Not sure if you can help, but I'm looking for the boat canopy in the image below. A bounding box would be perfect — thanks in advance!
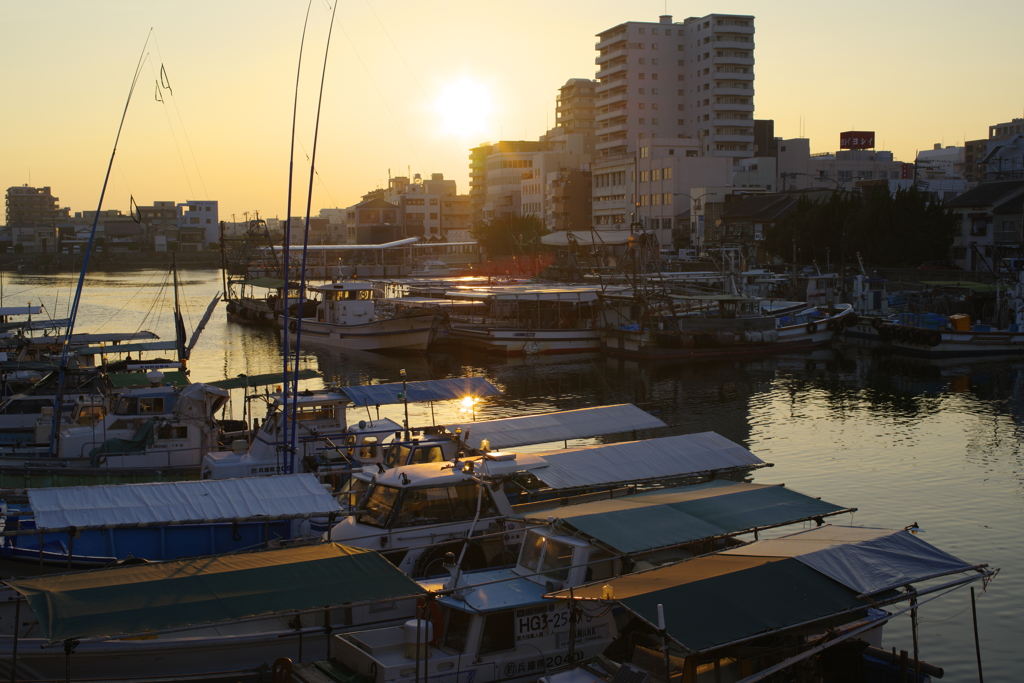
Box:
[339,376,500,407]
[107,371,189,388]
[720,525,976,595]
[4,543,426,643]
[554,526,983,655]
[26,474,343,531]
[531,432,764,490]
[450,287,608,303]
[0,305,43,316]
[447,404,666,450]
[270,237,420,251]
[231,277,295,289]
[516,481,850,554]
[540,230,635,246]
[207,368,320,390]
[76,340,179,356]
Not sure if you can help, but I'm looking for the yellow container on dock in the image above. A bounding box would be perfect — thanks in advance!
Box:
[950,314,971,331]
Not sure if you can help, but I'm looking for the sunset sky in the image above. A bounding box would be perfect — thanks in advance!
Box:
[2,0,1022,220]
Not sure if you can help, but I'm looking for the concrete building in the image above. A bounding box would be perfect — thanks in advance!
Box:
[964,139,989,183]
[989,118,1024,140]
[777,138,906,191]
[593,14,755,164]
[469,141,550,224]
[945,179,1024,269]
[176,200,219,249]
[5,185,68,227]
[979,134,1024,181]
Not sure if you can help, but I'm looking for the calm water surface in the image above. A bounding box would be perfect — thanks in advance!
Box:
[6,267,1020,681]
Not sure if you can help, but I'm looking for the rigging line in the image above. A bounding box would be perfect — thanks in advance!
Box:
[281,0,317,467]
[292,0,341,458]
[295,138,339,207]
[49,30,153,456]
[363,0,466,161]
[148,57,196,200]
[91,267,165,334]
[152,34,210,200]
[338,23,425,171]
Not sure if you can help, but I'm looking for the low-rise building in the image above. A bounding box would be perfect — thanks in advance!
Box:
[945,179,1024,269]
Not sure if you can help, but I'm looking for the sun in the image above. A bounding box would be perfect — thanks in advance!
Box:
[433,78,493,139]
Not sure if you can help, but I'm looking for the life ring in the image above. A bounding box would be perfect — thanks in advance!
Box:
[927,331,942,347]
[289,321,298,334]
[415,597,444,646]
[807,321,818,334]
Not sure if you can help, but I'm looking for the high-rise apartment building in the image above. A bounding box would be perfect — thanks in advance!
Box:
[5,185,68,226]
[593,14,755,164]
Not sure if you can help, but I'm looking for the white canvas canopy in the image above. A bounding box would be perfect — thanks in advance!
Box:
[27,474,343,530]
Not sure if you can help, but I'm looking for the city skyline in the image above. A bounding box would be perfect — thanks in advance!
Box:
[2,0,1022,219]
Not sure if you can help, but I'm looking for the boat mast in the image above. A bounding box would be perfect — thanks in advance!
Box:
[47,33,151,456]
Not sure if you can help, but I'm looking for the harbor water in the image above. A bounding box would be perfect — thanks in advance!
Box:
[4,267,1019,681]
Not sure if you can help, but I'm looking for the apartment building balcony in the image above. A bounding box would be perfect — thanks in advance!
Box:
[597,123,629,136]
[596,138,630,154]
[708,149,754,158]
[597,91,628,107]
[596,107,627,122]
[596,47,629,65]
[596,32,627,50]
[712,39,755,50]
[711,56,755,67]
[712,86,754,97]
[712,102,755,112]
[713,21,754,33]
[710,134,755,143]
[713,70,754,81]
[596,61,628,80]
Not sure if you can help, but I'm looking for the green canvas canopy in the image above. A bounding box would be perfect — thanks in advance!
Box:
[4,543,425,643]
[234,277,293,289]
[519,481,850,554]
[107,371,190,388]
[207,368,320,390]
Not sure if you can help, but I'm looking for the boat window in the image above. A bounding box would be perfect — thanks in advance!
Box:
[384,444,412,468]
[519,531,546,573]
[295,405,334,421]
[138,398,165,414]
[410,445,445,465]
[479,611,515,655]
[393,486,455,527]
[449,483,498,521]
[538,537,575,581]
[441,606,473,654]
[112,397,138,415]
[359,437,378,460]
[0,399,53,414]
[360,484,400,528]
[157,424,188,440]
[585,549,617,582]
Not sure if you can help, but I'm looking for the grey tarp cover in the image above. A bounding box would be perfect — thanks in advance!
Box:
[207,368,319,390]
[725,526,975,595]
[520,481,846,554]
[4,543,425,643]
[447,403,666,450]
[340,376,500,406]
[28,474,342,530]
[532,432,763,489]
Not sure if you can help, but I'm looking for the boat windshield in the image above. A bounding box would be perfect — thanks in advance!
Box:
[441,605,474,654]
[519,531,574,581]
[360,484,400,528]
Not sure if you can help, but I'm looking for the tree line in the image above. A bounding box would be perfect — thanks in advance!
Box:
[764,186,959,268]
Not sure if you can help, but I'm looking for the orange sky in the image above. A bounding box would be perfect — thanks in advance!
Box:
[2,0,1022,220]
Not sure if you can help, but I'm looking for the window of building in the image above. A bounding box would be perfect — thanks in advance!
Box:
[678,74,685,81]
[639,147,649,158]
[639,58,645,65]
[639,133,645,139]
[639,171,648,182]
[638,88,645,95]
[639,27,645,34]
[651,43,658,50]
[652,118,659,124]
[663,193,673,204]
[651,73,658,80]
[639,118,645,124]
[652,89,658,96]
[686,149,698,157]
[652,194,661,205]
[664,167,673,179]
[429,213,438,219]
[652,28,658,35]
[639,73,645,79]
[651,169,661,181]
[652,103,659,110]
[678,44,684,51]
[652,58,659,65]
[429,198,437,205]
[640,195,649,206]
[639,103,645,109]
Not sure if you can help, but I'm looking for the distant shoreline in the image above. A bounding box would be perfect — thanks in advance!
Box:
[0,251,222,272]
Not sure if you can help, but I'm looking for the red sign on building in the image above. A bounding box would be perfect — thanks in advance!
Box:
[901,163,915,180]
[839,131,875,149]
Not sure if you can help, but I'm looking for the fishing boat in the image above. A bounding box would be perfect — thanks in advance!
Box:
[325,432,765,578]
[600,292,856,360]
[442,285,632,356]
[283,281,442,353]
[0,543,427,681]
[0,474,343,568]
[225,276,313,325]
[544,525,994,683]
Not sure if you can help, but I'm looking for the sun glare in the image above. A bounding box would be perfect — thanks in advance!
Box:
[434,79,492,138]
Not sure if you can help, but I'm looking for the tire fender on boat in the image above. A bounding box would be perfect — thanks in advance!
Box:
[807,321,818,334]
[827,319,838,332]
[927,330,942,347]
[289,321,298,334]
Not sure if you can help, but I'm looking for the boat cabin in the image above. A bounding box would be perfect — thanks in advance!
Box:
[312,282,378,326]
[328,526,622,683]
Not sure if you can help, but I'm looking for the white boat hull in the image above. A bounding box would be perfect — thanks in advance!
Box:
[450,326,601,356]
[283,314,437,352]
